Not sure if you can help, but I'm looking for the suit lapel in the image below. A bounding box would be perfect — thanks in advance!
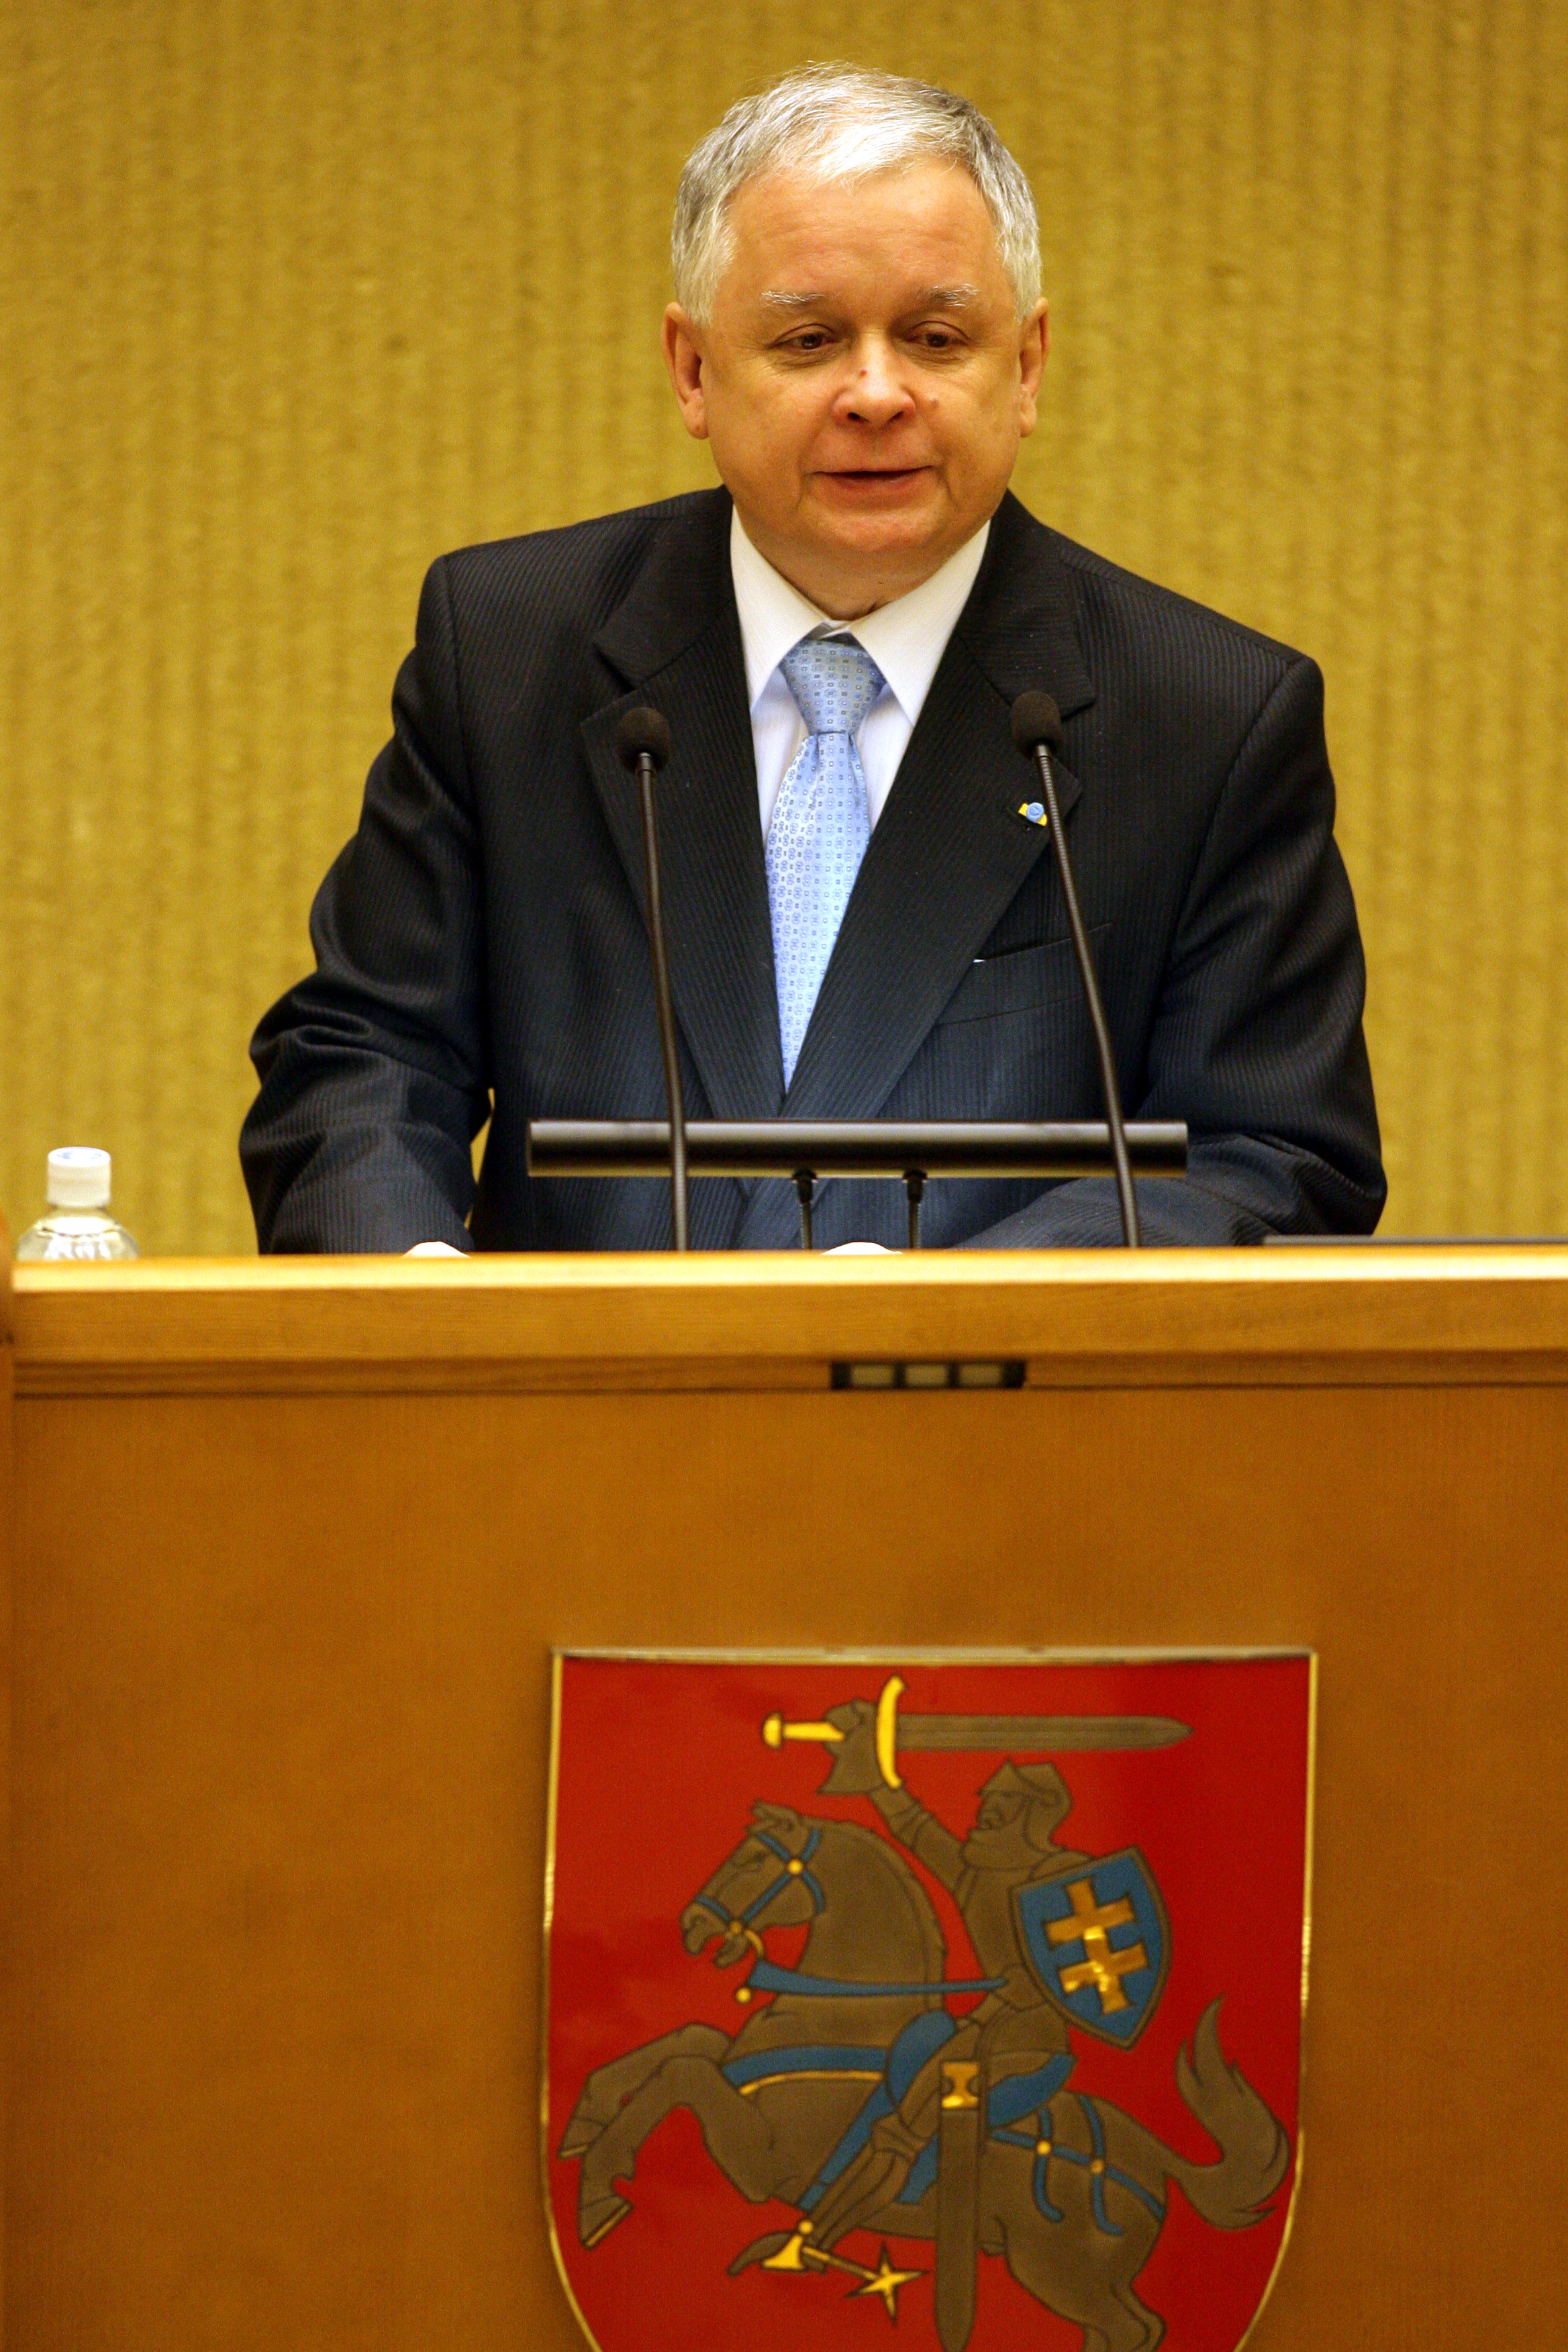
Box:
[782,494,1095,1122]
[581,492,785,1123]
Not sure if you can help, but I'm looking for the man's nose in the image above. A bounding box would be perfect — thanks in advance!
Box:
[838,340,916,428]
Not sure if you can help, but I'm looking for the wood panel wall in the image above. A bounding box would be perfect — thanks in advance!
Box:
[3,0,1565,1250]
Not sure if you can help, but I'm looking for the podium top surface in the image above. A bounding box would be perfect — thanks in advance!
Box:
[5,1244,1567,1395]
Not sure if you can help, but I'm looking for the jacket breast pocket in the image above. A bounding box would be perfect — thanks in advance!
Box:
[936,926,1111,1026]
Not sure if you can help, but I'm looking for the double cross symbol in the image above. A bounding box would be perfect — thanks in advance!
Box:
[1046,1877,1150,2016]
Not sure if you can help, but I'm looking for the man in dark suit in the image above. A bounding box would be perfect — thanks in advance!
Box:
[242,66,1383,1253]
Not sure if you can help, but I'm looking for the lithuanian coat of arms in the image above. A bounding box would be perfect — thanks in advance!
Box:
[546,1653,1312,2352]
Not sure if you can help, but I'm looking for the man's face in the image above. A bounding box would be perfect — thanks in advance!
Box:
[663,161,1048,617]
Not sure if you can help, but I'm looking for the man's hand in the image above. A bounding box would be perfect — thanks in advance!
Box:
[819,1698,891,1795]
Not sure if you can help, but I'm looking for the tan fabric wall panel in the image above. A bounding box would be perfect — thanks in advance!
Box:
[2,0,1565,1251]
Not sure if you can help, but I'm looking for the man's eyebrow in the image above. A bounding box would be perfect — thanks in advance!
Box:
[757,284,984,311]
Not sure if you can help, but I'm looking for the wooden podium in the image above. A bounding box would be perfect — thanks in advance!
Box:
[2,1231,1566,2347]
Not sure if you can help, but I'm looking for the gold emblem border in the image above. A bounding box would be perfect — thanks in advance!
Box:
[539,1646,1317,2352]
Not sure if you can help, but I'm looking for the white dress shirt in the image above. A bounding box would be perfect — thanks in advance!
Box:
[729,508,990,838]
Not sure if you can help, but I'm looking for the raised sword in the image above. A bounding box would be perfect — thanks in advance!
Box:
[762,1675,1188,1790]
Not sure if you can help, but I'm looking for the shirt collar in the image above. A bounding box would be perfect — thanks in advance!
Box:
[730,506,991,724]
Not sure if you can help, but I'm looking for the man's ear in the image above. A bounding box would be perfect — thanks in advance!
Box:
[663,305,709,440]
[1017,297,1050,438]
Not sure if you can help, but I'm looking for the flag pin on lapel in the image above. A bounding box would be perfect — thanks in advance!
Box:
[1018,799,1049,828]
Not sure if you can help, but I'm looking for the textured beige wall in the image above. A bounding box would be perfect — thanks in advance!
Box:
[2,0,1565,1252]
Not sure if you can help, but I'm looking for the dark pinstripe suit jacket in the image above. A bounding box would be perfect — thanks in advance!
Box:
[241,487,1384,1251]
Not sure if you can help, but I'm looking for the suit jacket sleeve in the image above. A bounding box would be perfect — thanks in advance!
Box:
[963,653,1385,1246]
[240,558,490,1253]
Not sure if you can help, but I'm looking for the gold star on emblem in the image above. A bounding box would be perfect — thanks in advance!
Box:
[765,2227,926,2318]
[846,2243,925,2318]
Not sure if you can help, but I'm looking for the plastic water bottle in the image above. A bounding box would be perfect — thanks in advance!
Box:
[15,1148,139,1261]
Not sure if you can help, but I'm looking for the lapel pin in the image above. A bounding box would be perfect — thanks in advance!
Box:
[1018,799,1048,828]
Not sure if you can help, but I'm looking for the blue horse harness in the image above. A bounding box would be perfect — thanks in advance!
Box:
[696,1831,1163,2236]
[687,1827,829,1939]
[690,1824,1004,1997]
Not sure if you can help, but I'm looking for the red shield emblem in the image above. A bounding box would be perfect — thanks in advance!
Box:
[546,1652,1311,2352]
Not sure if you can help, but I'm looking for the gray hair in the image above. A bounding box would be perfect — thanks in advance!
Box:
[672,64,1042,324]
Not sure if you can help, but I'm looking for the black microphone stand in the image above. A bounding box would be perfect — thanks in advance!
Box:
[1011,693,1141,1247]
[528,1122,1186,1245]
[616,707,689,1251]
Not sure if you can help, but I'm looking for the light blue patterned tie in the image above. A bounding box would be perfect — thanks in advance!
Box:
[767,635,885,1086]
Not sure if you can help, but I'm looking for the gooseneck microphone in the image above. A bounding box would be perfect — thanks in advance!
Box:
[615,705,688,1251]
[1010,692,1141,1247]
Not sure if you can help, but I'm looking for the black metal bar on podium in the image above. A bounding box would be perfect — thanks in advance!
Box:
[526,1120,1187,1249]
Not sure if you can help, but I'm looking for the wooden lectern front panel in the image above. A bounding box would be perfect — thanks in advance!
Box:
[5,1254,1567,2350]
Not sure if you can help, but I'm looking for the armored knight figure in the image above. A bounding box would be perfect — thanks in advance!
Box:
[797,1697,1091,2253]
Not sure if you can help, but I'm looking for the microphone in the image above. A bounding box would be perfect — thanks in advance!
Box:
[1010,692,1141,1247]
[615,705,688,1251]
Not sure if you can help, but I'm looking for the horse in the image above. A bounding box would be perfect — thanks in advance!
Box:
[560,1800,949,2243]
[558,1804,1289,2352]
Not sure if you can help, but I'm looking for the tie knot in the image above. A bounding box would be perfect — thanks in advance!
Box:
[780,635,885,738]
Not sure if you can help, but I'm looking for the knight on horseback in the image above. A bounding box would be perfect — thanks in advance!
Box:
[560,1743,1293,2352]
[777,1698,1091,2258]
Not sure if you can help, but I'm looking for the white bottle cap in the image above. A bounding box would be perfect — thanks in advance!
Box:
[46,1146,113,1209]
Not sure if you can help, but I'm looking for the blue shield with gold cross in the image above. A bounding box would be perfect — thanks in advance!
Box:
[1014,1849,1171,2047]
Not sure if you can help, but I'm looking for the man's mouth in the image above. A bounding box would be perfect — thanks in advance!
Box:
[823,466,926,485]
